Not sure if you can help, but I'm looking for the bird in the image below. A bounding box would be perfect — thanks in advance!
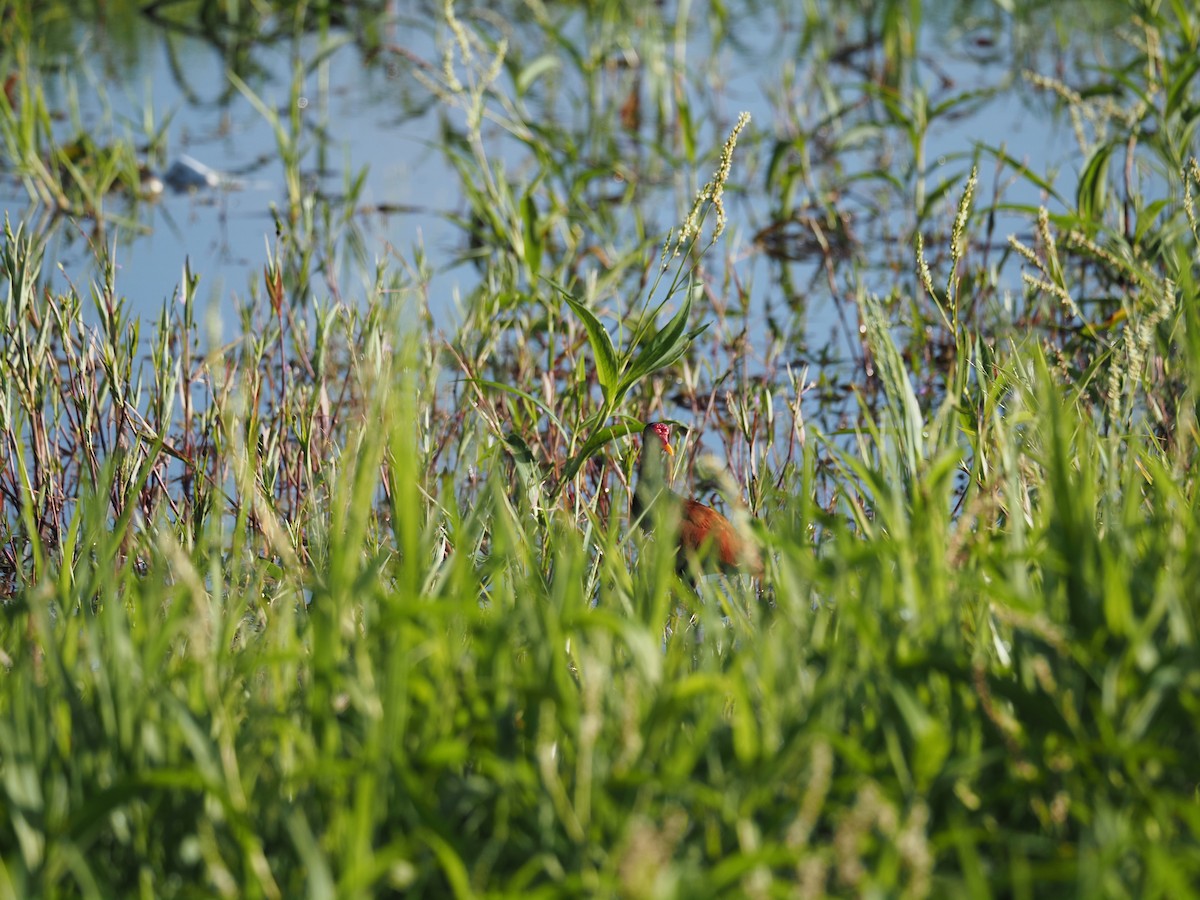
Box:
[633,421,761,575]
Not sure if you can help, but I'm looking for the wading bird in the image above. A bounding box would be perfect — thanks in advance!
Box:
[634,421,761,576]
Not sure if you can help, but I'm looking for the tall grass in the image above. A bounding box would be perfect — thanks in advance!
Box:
[3,0,1200,897]
[3,162,1200,895]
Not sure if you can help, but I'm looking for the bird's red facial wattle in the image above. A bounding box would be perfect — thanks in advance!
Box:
[646,422,675,456]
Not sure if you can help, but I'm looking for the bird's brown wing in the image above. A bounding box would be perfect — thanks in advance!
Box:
[678,499,759,573]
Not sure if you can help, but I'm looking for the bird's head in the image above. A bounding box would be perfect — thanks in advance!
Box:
[642,421,675,457]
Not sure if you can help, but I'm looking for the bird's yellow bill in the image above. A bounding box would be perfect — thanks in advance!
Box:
[662,441,675,456]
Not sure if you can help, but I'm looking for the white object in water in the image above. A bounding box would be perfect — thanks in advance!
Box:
[163,154,222,192]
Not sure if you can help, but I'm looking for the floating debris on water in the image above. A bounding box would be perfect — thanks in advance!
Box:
[163,155,225,193]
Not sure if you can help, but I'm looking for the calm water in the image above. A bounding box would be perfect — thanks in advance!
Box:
[2,2,1094,357]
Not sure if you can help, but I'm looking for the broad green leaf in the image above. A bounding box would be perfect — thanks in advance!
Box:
[564,294,619,404]
[1077,140,1116,230]
[1165,52,1200,119]
[620,292,708,395]
[521,191,542,276]
[679,98,696,164]
[558,419,642,486]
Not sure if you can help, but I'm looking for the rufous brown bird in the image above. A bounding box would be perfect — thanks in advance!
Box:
[634,421,761,575]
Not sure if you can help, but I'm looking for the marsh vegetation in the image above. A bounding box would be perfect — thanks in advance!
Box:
[2,0,1199,895]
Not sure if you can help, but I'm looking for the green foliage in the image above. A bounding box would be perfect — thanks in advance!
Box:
[5,187,1200,895]
[556,286,708,490]
[3,0,1200,897]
